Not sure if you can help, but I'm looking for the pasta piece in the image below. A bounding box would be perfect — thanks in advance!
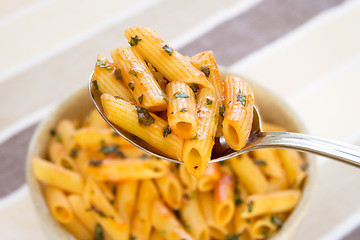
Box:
[85,159,167,181]
[181,197,210,240]
[198,191,228,239]
[48,137,76,170]
[155,171,183,210]
[248,215,278,239]
[43,186,73,224]
[251,149,284,178]
[262,121,287,132]
[178,164,198,191]
[233,205,250,236]
[230,154,268,194]
[93,54,133,102]
[197,162,221,192]
[241,190,301,218]
[223,75,254,150]
[124,27,213,90]
[83,178,129,239]
[84,109,109,128]
[278,149,307,188]
[166,81,199,139]
[131,180,159,240]
[62,217,92,240]
[151,230,165,240]
[268,174,289,192]
[151,199,194,240]
[32,157,83,194]
[101,94,183,160]
[67,194,97,234]
[183,88,218,177]
[97,181,115,203]
[111,47,167,111]
[145,59,169,92]
[56,119,76,150]
[214,172,235,226]
[114,180,139,224]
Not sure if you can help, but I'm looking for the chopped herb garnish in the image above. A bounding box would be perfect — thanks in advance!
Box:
[62,160,72,170]
[163,125,172,138]
[114,68,122,80]
[128,82,135,91]
[130,236,136,240]
[159,230,166,236]
[93,80,99,90]
[138,94,144,104]
[262,231,269,238]
[171,111,175,114]
[70,148,79,158]
[234,187,242,206]
[191,192,197,199]
[236,90,246,106]
[96,59,113,71]
[162,45,173,56]
[206,98,213,105]
[140,153,150,159]
[180,108,187,112]
[87,204,107,218]
[301,162,308,171]
[94,223,104,240]
[254,159,267,166]
[114,96,122,99]
[194,166,198,169]
[247,201,254,212]
[129,35,142,46]
[173,92,189,98]
[89,159,103,167]
[190,83,199,93]
[50,129,56,136]
[201,65,210,77]
[225,233,242,240]
[219,105,225,117]
[55,133,62,142]
[135,106,155,126]
[98,145,125,158]
[271,215,283,227]
[182,222,190,230]
[129,69,138,77]
[100,139,106,145]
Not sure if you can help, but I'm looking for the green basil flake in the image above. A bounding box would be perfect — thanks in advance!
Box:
[162,45,173,56]
[247,201,254,212]
[140,153,150,159]
[262,231,269,238]
[98,145,125,158]
[163,125,172,138]
[206,98,212,105]
[55,133,62,143]
[225,233,242,240]
[96,59,113,71]
[254,159,267,166]
[190,83,199,93]
[234,193,242,206]
[136,106,155,126]
[129,35,142,46]
[128,82,135,91]
[159,230,166,236]
[301,162,308,171]
[62,160,72,170]
[88,159,103,167]
[114,96,122,99]
[182,222,190,230]
[173,92,189,98]
[87,205,107,218]
[271,215,283,227]
[130,236,136,240]
[93,80,99,90]
[191,192,197,199]
[94,223,104,240]
[236,90,246,106]
[70,148,79,158]
[114,68,122,80]
[219,105,225,117]
[129,69,138,77]
[194,165,198,169]
[138,94,144,104]
[180,108,187,112]
[201,65,210,77]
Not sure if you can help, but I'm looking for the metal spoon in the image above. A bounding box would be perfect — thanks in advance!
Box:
[89,77,360,166]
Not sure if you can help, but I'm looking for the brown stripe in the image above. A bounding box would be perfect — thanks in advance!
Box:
[179,0,345,65]
[0,124,37,197]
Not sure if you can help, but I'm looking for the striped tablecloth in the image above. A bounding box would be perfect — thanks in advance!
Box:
[1,0,360,239]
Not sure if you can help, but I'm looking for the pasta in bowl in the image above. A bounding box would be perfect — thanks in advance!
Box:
[26,69,316,240]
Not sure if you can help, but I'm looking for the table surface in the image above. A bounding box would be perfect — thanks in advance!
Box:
[1,0,360,239]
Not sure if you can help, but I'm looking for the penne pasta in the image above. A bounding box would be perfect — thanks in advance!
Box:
[101,93,183,160]
[61,217,92,240]
[278,149,307,189]
[251,149,284,179]
[43,185,73,224]
[178,164,198,191]
[32,157,84,194]
[84,109,109,129]
[111,47,167,111]
[214,171,235,226]
[248,215,278,239]
[166,81,199,139]
[114,180,139,224]
[222,75,254,150]
[155,170,183,210]
[182,88,218,177]
[151,230,166,240]
[93,54,133,102]
[197,162,221,192]
[124,26,213,90]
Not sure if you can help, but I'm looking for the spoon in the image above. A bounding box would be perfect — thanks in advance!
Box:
[89,76,360,167]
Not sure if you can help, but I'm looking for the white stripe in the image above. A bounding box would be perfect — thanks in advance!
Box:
[0,0,53,28]
[0,185,28,211]
[0,0,162,84]
[171,0,264,48]
[0,103,55,145]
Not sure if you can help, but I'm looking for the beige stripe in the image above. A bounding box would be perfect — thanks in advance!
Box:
[0,0,39,18]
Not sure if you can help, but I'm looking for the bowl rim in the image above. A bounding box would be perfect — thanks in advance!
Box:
[25,69,317,239]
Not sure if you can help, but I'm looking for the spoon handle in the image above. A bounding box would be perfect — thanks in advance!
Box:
[245,132,360,167]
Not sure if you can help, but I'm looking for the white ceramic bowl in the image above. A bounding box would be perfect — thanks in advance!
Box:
[26,70,316,240]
